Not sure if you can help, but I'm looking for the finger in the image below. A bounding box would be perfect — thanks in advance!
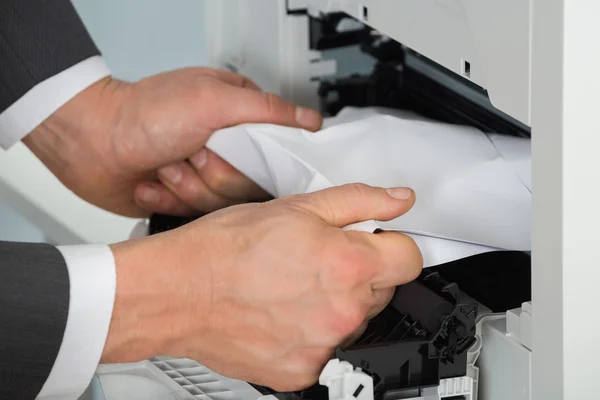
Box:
[212,69,262,91]
[367,287,395,319]
[134,182,198,216]
[157,161,244,213]
[356,230,423,289]
[206,84,323,132]
[189,148,271,201]
[339,320,369,349]
[289,183,416,228]
[187,67,263,91]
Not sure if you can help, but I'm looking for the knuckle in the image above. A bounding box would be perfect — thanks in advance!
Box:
[204,168,232,194]
[192,66,214,76]
[263,347,332,391]
[379,287,395,305]
[344,183,380,205]
[269,381,294,392]
[321,245,372,289]
[407,262,423,283]
[240,75,256,89]
[369,289,395,319]
[347,182,371,198]
[269,375,316,392]
[182,179,205,198]
[196,81,222,103]
[281,193,304,204]
[267,366,320,392]
[402,235,424,282]
[297,374,321,390]
[263,92,285,116]
[340,183,377,222]
[280,194,315,215]
[334,305,366,336]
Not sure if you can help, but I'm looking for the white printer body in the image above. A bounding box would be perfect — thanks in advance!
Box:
[205,0,531,125]
[199,1,599,400]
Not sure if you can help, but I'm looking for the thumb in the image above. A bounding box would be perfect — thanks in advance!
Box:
[289,183,416,228]
[210,84,323,132]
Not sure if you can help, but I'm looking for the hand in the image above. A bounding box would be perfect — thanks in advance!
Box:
[103,183,422,391]
[24,68,323,218]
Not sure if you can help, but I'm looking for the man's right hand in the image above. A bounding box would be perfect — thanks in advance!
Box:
[103,183,422,392]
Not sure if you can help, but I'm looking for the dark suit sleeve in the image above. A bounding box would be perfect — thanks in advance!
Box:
[0,242,70,400]
[0,0,101,114]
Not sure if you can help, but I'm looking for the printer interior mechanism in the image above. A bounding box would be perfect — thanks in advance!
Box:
[140,2,534,400]
[310,11,530,139]
[251,271,479,400]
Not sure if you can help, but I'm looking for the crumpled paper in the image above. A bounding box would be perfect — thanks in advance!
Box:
[206,107,531,267]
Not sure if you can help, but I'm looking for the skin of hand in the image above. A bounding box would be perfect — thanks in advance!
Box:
[102,183,422,391]
[23,67,323,218]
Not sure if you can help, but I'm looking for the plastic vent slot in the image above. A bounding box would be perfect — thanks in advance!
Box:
[151,357,250,400]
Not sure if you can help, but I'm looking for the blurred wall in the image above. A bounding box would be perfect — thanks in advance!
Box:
[72,0,207,81]
[0,0,207,242]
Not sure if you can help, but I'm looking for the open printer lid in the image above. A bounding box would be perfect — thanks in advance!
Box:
[305,0,532,127]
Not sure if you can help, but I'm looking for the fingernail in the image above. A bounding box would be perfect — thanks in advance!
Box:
[190,149,208,169]
[386,187,413,200]
[138,186,160,203]
[159,164,182,184]
[296,106,322,130]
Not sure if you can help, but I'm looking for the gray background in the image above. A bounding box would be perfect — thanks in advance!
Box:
[0,0,208,242]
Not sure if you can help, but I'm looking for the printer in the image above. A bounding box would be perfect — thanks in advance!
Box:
[87,1,600,400]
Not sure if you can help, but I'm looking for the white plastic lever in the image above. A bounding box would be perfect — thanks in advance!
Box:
[319,359,374,400]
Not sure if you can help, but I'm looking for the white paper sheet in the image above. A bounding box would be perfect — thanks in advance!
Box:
[206,107,531,268]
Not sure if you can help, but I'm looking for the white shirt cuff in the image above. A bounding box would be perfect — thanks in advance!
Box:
[37,245,117,400]
[0,56,111,150]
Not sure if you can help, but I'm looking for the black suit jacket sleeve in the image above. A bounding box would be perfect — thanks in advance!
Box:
[0,0,101,114]
[0,242,70,400]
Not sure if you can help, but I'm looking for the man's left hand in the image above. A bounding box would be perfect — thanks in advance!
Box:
[24,67,323,217]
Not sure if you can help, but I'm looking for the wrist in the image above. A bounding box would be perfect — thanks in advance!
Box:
[23,77,122,181]
[102,230,214,363]
[102,237,170,363]
[22,76,148,216]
